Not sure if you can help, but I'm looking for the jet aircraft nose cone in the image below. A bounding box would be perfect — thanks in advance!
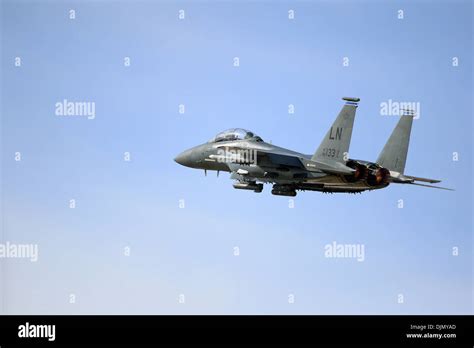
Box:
[174,149,192,167]
[174,152,185,165]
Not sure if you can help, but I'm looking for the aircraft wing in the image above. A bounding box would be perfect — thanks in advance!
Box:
[211,145,355,175]
[209,147,304,168]
[259,152,305,168]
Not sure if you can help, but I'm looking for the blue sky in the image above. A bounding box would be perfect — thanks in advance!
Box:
[1,0,472,314]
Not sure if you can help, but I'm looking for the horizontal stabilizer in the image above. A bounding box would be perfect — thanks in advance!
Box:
[403,175,441,184]
[408,182,454,191]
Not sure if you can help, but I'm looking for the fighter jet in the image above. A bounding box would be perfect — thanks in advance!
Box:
[174,97,452,196]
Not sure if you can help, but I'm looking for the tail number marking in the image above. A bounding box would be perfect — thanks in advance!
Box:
[329,127,343,140]
[322,148,340,158]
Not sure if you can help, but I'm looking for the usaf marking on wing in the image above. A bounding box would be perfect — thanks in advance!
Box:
[175,97,452,196]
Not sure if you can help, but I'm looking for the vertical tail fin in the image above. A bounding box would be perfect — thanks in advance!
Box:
[376,114,414,174]
[312,97,359,164]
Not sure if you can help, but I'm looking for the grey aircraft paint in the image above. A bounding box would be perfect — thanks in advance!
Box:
[174,98,452,196]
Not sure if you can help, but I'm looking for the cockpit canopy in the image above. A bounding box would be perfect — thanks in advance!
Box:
[208,128,263,143]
